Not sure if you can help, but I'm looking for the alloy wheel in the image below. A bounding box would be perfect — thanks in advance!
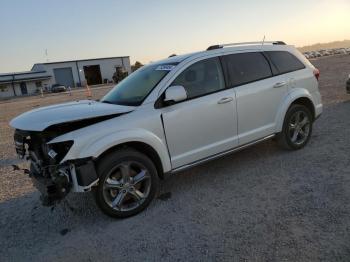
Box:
[102,161,151,212]
[288,111,311,145]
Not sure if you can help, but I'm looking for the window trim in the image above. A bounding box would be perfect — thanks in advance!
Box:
[261,52,278,75]
[154,50,307,109]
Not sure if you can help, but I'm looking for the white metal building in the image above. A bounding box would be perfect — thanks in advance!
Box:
[0,56,131,98]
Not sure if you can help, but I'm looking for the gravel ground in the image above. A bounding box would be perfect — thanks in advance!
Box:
[312,55,350,105]
[0,55,350,261]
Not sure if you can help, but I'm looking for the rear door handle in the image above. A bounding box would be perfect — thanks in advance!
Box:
[217,97,233,104]
[273,81,286,88]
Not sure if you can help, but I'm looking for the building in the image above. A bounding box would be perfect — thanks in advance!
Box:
[0,56,131,98]
[0,71,51,97]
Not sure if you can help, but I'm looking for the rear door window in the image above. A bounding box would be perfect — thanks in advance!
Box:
[221,52,272,87]
[265,51,305,74]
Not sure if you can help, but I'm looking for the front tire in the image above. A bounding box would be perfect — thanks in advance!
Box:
[277,104,313,150]
[95,148,159,218]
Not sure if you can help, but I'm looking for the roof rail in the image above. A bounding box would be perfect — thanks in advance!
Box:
[207,41,286,51]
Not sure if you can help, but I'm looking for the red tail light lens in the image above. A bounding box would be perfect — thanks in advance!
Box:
[313,68,320,81]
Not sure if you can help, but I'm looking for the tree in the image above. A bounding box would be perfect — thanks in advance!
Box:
[131,61,144,72]
[112,66,128,83]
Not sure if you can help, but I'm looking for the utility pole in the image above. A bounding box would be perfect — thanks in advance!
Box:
[45,49,49,62]
[11,74,16,96]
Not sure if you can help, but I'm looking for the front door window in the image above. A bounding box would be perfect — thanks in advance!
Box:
[171,57,225,99]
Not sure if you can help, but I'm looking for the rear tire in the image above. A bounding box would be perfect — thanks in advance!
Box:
[277,104,313,150]
[95,148,159,218]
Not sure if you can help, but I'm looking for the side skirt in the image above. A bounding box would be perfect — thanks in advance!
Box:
[169,134,275,174]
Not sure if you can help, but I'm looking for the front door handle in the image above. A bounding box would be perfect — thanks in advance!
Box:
[217,97,233,104]
[273,81,286,88]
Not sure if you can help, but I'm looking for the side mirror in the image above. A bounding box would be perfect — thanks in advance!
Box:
[164,85,187,103]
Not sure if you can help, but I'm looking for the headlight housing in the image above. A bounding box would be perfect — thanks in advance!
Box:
[46,140,74,163]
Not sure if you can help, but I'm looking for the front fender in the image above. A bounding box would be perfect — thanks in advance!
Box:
[56,128,172,173]
[275,88,318,132]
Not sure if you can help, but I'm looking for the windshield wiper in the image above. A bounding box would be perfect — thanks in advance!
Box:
[102,99,140,107]
[101,100,115,104]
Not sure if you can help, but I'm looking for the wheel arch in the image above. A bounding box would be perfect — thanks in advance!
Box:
[60,128,172,175]
[95,141,166,179]
[290,97,315,121]
[276,89,316,132]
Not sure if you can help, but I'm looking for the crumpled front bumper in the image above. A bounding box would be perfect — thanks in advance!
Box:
[30,159,99,206]
[30,166,70,206]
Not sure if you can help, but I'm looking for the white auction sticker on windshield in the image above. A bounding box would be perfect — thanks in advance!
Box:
[156,65,176,71]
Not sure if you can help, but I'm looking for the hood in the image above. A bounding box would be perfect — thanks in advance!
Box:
[10,100,135,131]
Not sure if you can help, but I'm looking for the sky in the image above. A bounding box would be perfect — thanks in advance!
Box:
[0,0,349,73]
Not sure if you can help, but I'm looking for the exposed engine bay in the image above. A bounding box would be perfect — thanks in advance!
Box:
[12,114,122,206]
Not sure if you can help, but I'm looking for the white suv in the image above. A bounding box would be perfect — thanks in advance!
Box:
[10,41,323,218]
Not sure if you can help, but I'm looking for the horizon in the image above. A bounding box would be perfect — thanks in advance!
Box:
[1,0,349,73]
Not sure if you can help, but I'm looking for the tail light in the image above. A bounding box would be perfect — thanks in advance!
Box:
[313,68,320,81]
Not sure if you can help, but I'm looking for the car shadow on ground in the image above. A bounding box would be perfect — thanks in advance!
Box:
[0,139,289,237]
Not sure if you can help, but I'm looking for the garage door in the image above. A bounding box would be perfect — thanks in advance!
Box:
[53,67,75,88]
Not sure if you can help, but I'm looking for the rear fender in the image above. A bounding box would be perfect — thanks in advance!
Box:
[275,88,316,132]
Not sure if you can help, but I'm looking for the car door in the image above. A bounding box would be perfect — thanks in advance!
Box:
[221,52,288,145]
[264,50,307,93]
[160,57,238,168]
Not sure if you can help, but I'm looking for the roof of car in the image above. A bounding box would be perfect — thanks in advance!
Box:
[155,52,201,64]
[153,42,294,65]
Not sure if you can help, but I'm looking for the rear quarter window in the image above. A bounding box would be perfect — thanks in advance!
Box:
[265,51,305,75]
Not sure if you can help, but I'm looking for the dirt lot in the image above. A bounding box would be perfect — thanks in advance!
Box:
[0,55,350,261]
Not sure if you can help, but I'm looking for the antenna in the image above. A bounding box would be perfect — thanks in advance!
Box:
[261,35,266,48]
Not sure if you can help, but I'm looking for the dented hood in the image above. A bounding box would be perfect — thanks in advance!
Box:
[10,100,135,131]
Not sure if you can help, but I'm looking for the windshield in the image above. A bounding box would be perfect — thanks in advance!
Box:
[101,63,177,106]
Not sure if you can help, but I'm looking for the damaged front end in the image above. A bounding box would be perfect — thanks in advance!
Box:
[10,100,135,207]
[14,129,98,206]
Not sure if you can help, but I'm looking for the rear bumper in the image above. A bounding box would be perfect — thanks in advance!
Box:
[311,90,323,120]
[315,103,323,120]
